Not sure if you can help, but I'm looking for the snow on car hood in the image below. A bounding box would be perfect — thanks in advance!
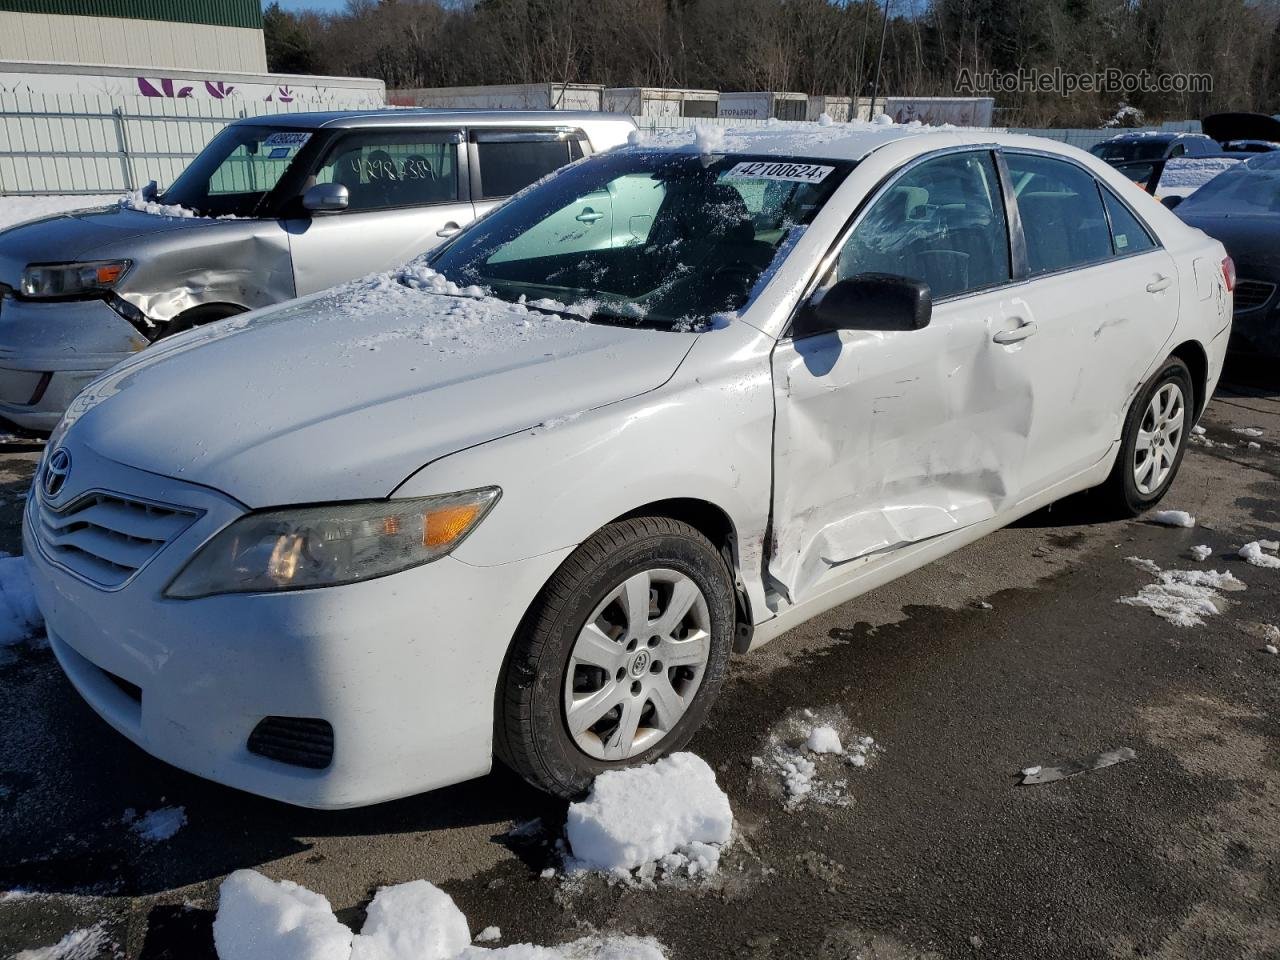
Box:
[68,263,698,508]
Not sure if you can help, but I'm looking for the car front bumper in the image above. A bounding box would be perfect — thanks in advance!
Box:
[0,297,148,430]
[23,443,566,809]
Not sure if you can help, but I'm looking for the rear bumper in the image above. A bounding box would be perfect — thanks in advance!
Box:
[0,297,146,429]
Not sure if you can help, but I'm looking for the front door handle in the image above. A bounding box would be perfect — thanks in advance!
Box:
[436,221,461,238]
[1146,275,1173,293]
[993,319,1039,344]
[576,207,605,224]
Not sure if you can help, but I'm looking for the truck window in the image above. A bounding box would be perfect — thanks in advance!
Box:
[473,130,585,200]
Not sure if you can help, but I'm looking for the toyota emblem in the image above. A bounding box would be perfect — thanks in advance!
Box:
[42,447,71,499]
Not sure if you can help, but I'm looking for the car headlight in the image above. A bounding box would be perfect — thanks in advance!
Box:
[20,260,131,298]
[165,488,500,598]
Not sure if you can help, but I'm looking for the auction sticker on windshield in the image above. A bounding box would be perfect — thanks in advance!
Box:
[262,131,312,158]
[724,161,834,184]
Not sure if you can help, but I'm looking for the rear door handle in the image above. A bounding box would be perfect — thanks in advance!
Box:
[1146,275,1173,293]
[576,207,605,224]
[993,320,1039,344]
[436,221,461,238]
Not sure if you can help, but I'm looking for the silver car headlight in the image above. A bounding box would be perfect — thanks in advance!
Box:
[165,488,500,599]
[20,260,131,298]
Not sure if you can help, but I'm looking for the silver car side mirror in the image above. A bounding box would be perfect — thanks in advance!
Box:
[302,183,349,213]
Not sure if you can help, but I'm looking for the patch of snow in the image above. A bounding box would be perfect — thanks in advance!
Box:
[872,112,894,126]
[817,112,834,127]
[1119,560,1245,627]
[1191,425,1206,436]
[1158,157,1241,196]
[119,188,204,219]
[0,194,119,233]
[0,556,44,649]
[1231,427,1264,437]
[756,709,880,807]
[1265,644,1278,656]
[1150,509,1195,528]
[214,869,353,960]
[1248,441,1262,450]
[692,124,726,155]
[13,925,110,960]
[1021,765,1042,777]
[130,805,186,842]
[1239,540,1280,569]
[805,725,843,754]
[213,871,669,960]
[1189,545,1213,562]
[349,881,470,960]
[564,753,732,877]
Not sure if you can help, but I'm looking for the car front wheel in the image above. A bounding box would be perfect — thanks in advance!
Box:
[496,516,735,798]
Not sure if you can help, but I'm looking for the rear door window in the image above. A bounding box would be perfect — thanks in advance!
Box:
[1100,189,1157,255]
[312,129,461,211]
[473,130,585,200]
[1004,153,1113,274]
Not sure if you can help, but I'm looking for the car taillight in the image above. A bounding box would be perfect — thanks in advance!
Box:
[1221,256,1236,293]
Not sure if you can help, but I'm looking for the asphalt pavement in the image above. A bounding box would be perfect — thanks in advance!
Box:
[2,368,1277,960]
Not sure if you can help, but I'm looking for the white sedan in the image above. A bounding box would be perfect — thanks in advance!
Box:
[24,125,1233,807]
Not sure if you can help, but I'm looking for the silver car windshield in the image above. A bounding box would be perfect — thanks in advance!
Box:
[160,124,316,218]
[429,151,852,329]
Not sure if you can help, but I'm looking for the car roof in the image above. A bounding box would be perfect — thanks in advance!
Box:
[233,108,636,131]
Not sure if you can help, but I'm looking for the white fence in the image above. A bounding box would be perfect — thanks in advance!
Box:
[0,92,382,195]
[0,95,1192,196]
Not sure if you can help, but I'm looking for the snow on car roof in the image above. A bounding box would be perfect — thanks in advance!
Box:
[623,116,957,162]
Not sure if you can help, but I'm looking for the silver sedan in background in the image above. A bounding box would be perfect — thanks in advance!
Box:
[0,109,635,430]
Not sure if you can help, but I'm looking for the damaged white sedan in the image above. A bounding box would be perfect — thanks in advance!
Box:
[25,125,1232,807]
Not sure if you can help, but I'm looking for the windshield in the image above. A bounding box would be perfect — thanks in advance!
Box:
[1177,154,1280,215]
[1091,139,1171,163]
[428,151,852,329]
[160,124,315,218]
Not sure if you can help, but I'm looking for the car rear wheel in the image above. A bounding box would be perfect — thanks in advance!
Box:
[1098,357,1194,516]
[496,516,735,798]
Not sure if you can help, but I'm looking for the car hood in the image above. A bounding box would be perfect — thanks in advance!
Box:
[0,205,226,285]
[1201,112,1280,147]
[67,273,698,508]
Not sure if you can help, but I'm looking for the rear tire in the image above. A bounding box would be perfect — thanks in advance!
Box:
[496,517,735,798]
[1097,357,1194,517]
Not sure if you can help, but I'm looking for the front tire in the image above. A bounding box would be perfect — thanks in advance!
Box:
[1098,357,1194,516]
[496,517,735,798]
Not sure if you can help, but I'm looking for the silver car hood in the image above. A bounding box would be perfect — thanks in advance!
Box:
[0,205,235,285]
[68,282,697,508]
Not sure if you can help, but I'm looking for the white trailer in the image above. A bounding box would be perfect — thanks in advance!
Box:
[717,91,808,122]
[0,59,384,108]
[603,87,717,119]
[390,83,605,112]
[882,97,995,127]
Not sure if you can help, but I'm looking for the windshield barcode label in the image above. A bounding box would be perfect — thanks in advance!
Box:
[723,161,834,184]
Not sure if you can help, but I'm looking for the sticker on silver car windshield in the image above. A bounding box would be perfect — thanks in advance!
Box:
[723,161,834,184]
[262,131,312,158]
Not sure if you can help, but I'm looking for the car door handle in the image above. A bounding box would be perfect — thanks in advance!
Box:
[436,221,461,238]
[1146,275,1173,293]
[993,320,1039,344]
[576,207,605,224]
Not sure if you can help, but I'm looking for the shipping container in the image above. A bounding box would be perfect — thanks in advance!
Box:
[603,87,717,119]
[717,91,808,122]
[806,95,853,122]
[882,97,995,127]
[0,59,384,106]
[390,83,604,113]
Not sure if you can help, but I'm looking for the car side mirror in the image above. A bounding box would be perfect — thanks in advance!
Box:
[1161,194,1184,210]
[302,182,349,213]
[794,273,932,338]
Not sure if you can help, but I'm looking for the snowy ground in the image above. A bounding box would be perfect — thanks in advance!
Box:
[1,375,1278,959]
[0,194,119,232]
